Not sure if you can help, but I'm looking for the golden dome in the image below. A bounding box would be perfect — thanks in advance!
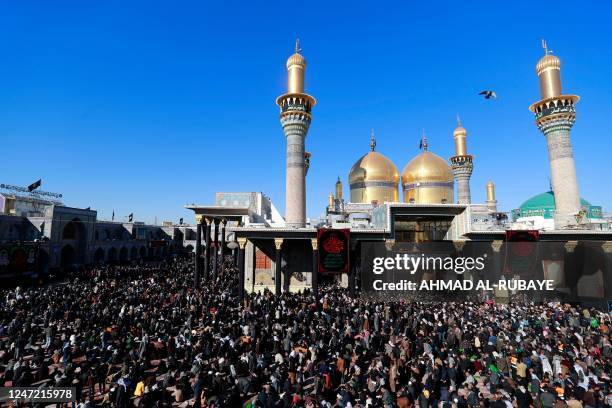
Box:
[286,39,306,69]
[348,131,400,204]
[402,151,453,185]
[401,135,454,204]
[349,151,400,185]
[536,54,560,75]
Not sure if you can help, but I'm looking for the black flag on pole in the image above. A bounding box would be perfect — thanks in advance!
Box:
[128,213,133,222]
[27,179,42,192]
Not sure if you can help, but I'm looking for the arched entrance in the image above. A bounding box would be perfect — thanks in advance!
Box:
[62,218,87,265]
[60,245,76,267]
[139,246,146,259]
[119,247,128,262]
[94,248,105,263]
[62,219,86,240]
[108,247,118,262]
[130,247,138,260]
[38,249,50,273]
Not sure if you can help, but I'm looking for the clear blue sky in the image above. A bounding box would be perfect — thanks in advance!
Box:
[1,1,611,224]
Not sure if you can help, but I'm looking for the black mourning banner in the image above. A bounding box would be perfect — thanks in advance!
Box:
[504,230,540,277]
[27,179,42,192]
[0,242,39,276]
[317,228,350,274]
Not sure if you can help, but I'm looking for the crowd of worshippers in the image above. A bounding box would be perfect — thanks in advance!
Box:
[0,258,610,408]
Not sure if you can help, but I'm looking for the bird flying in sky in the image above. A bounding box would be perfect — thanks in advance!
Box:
[478,90,497,99]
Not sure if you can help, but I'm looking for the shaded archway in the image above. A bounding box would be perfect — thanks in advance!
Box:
[62,219,86,240]
[119,247,128,262]
[94,248,105,263]
[139,246,146,259]
[60,245,76,267]
[62,218,87,265]
[107,247,118,262]
[38,249,50,274]
[130,247,138,260]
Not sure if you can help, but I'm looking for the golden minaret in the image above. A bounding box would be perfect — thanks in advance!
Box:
[335,177,343,201]
[528,40,581,229]
[449,115,474,204]
[276,39,317,227]
[486,180,497,213]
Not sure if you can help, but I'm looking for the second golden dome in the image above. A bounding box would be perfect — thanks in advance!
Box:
[402,151,453,184]
[401,145,454,204]
[348,133,400,204]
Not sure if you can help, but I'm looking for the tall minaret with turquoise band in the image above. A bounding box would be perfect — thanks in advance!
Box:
[529,40,581,228]
[450,116,473,204]
[276,39,316,227]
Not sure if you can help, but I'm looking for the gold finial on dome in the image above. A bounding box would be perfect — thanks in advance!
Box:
[420,129,428,151]
[370,129,376,151]
[286,38,306,68]
[542,39,550,55]
[536,39,562,99]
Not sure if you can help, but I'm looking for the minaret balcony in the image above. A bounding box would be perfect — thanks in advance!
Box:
[276,93,316,114]
[529,94,579,119]
[449,155,473,166]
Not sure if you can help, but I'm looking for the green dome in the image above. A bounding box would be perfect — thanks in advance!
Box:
[516,191,602,219]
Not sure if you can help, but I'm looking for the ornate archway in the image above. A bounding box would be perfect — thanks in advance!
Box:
[107,247,118,262]
[94,248,105,263]
[38,249,50,273]
[60,245,76,267]
[62,218,87,265]
[62,219,86,240]
[119,247,128,262]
